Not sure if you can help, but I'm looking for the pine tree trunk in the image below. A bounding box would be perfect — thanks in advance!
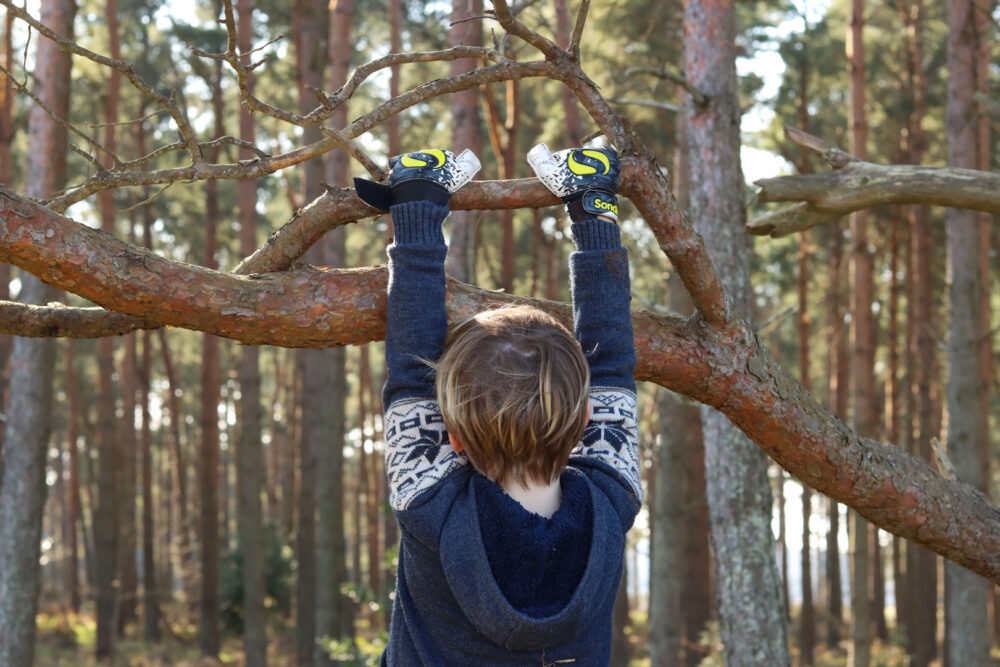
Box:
[649,389,685,665]
[445,0,483,283]
[943,2,992,664]
[293,2,331,661]
[0,8,14,450]
[314,1,351,659]
[887,212,905,641]
[610,566,631,665]
[118,326,138,638]
[141,328,160,640]
[198,63,225,658]
[683,1,789,664]
[65,341,81,612]
[826,220,847,650]
[795,52,817,663]
[904,3,940,662]
[0,1,74,663]
[799,231,816,664]
[847,1,873,662]
[158,329,193,604]
[234,2,268,664]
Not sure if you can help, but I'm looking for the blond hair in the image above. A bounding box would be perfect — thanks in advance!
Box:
[435,305,590,487]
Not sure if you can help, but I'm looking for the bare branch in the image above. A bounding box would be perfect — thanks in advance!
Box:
[2,0,204,163]
[625,66,708,107]
[43,59,553,211]
[491,0,562,58]
[610,97,680,113]
[569,0,590,57]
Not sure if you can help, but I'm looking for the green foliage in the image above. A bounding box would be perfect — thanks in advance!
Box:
[218,525,294,634]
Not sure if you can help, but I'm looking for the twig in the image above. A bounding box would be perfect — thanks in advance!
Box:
[569,0,589,58]
[0,61,116,179]
[624,66,708,107]
[318,126,385,180]
[610,97,680,113]
[931,438,957,482]
[1,0,204,162]
[119,182,173,214]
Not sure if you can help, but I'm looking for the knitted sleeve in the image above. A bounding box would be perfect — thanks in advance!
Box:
[568,218,642,503]
[382,201,467,511]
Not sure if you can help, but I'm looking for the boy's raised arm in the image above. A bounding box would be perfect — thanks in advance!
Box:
[354,149,480,510]
[528,144,641,504]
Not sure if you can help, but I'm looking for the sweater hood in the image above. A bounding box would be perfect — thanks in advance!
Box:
[438,470,626,652]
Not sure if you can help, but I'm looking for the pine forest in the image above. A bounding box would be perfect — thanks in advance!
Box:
[0,0,998,665]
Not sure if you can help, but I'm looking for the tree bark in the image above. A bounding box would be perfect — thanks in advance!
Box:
[943,1,992,664]
[682,1,789,664]
[235,1,267,664]
[0,1,73,664]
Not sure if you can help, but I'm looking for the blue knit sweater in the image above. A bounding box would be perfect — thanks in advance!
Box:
[381,201,640,666]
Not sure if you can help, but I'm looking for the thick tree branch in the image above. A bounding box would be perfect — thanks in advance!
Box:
[2,188,998,584]
[748,127,1000,238]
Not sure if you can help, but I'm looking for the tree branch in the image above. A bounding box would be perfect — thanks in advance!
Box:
[0,302,161,338]
[624,66,708,107]
[748,127,1000,237]
[2,187,999,584]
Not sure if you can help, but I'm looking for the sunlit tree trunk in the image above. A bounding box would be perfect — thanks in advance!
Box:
[0,1,74,664]
[943,1,992,664]
[683,1,788,664]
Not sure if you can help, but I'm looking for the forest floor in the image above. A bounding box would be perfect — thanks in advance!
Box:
[35,606,985,666]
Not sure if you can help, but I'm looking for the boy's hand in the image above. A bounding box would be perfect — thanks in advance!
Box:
[527,144,620,223]
[355,148,481,212]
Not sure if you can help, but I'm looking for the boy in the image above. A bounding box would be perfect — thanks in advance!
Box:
[354,143,640,666]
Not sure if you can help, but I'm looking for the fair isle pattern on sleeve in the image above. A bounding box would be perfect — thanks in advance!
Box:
[384,397,468,511]
[573,387,642,501]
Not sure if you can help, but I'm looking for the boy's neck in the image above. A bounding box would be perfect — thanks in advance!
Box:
[502,477,562,518]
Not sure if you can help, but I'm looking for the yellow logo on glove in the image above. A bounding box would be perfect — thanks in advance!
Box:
[568,149,611,175]
[400,149,447,168]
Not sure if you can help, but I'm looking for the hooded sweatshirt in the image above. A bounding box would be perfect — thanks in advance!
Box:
[380,200,639,666]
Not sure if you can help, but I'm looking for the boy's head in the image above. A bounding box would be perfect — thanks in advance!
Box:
[435,305,590,488]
